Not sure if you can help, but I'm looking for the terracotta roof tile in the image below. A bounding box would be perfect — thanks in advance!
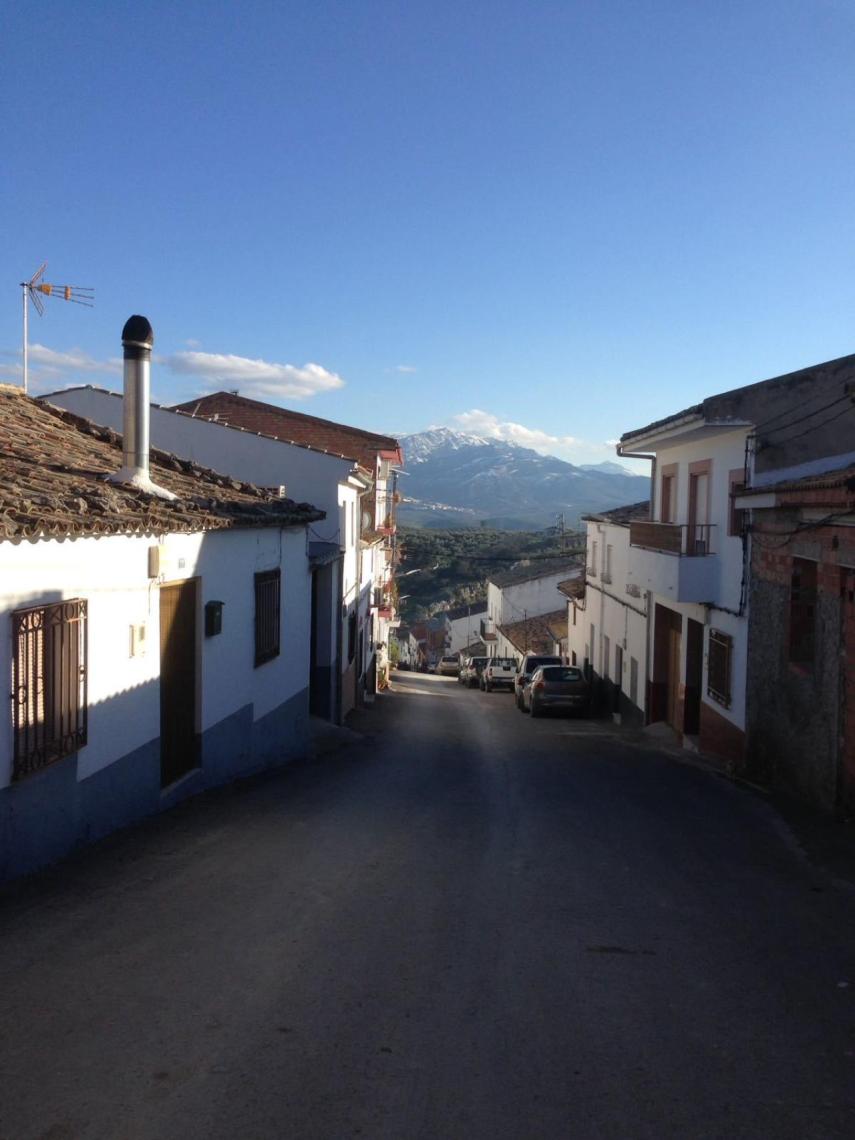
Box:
[0,385,324,541]
[498,609,568,654]
[170,391,403,469]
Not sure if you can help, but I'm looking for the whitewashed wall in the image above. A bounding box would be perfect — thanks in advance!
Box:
[0,525,311,789]
[580,518,648,711]
[642,426,751,732]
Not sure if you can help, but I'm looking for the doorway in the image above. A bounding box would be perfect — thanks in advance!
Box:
[159,579,199,788]
[684,619,704,735]
[653,604,682,731]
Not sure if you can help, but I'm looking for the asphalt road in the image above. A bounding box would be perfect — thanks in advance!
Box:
[2,672,854,1140]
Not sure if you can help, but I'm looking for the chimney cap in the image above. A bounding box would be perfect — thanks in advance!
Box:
[122,315,154,347]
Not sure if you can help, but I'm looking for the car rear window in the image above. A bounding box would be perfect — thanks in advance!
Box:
[492,658,515,666]
[524,656,562,673]
[540,666,584,682]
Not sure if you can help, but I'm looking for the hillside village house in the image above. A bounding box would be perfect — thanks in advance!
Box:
[47,388,402,721]
[617,351,855,792]
[567,503,649,725]
[171,394,403,706]
[445,601,487,656]
[484,558,580,661]
[0,321,324,881]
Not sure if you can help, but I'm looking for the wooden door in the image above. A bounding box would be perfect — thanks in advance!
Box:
[666,618,682,730]
[160,579,198,788]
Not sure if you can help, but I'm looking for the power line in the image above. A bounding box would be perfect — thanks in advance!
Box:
[755,391,854,440]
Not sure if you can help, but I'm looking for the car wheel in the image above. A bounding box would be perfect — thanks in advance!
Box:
[485,680,491,692]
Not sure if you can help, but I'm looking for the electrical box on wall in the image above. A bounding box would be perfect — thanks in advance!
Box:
[205,600,224,637]
[147,546,160,578]
[129,622,147,657]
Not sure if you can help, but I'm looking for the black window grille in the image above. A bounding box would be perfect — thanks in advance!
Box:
[12,599,87,780]
[254,570,281,666]
[707,629,732,707]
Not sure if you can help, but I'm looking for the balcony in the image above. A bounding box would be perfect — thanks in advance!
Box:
[628,521,719,603]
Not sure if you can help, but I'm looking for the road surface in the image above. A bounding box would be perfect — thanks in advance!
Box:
[1,671,854,1139]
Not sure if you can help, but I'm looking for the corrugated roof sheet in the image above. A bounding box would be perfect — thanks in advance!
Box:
[0,385,324,541]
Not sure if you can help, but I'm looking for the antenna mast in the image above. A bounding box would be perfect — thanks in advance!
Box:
[19,263,94,393]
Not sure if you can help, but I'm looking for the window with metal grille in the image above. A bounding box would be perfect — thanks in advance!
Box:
[254,570,281,666]
[12,599,87,781]
[707,629,732,707]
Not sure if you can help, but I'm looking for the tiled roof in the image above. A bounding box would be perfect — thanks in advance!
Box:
[581,501,650,526]
[498,609,568,655]
[43,385,370,466]
[489,557,581,589]
[171,391,402,468]
[743,463,855,496]
[557,576,586,600]
[0,385,324,541]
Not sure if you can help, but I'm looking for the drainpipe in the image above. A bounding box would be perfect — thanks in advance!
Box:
[109,315,176,500]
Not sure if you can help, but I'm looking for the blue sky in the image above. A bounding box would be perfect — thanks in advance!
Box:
[3,0,854,466]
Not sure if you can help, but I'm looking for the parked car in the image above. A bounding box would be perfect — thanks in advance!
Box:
[522,664,591,717]
[437,654,460,677]
[514,654,563,709]
[481,657,517,692]
[463,656,489,689]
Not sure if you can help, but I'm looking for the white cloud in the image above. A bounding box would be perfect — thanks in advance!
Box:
[164,351,345,400]
[394,364,417,374]
[27,344,122,376]
[449,409,626,467]
[184,337,202,348]
[0,343,122,393]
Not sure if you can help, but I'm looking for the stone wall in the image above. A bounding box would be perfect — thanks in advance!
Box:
[746,513,854,810]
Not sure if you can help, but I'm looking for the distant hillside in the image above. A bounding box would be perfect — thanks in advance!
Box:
[398,428,649,529]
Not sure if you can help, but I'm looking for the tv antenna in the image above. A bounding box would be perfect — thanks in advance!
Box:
[19,263,94,393]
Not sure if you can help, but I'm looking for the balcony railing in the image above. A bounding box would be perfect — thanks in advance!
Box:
[629,521,715,557]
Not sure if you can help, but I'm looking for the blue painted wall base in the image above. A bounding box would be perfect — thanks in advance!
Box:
[0,687,309,884]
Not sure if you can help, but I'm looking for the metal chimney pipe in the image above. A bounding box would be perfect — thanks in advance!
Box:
[109,315,176,500]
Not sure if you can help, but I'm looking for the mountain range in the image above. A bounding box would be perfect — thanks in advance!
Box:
[397,428,649,530]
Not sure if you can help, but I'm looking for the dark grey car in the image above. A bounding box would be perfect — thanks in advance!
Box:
[523,665,591,717]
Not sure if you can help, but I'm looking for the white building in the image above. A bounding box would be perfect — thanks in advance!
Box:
[444,602,487,656]
[483,558,581,658]
[0,380,323,882]
[617,353,855,770]
[566,503,649,725]
[45,386,394,722]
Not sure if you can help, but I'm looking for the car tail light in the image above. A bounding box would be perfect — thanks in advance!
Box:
[535,681,545,690]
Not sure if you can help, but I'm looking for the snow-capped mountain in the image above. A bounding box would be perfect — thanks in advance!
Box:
[398,430,649,530]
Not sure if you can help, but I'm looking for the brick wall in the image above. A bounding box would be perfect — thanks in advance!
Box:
[746,512,854,811]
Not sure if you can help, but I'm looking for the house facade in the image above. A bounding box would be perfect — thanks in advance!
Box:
[738,466,855,811]
[567,503,649,725]
[46,386,400,721]
[169,393,403,712]
[484,558,581,659]
[618,350,855,774]
[1,376,323,882]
